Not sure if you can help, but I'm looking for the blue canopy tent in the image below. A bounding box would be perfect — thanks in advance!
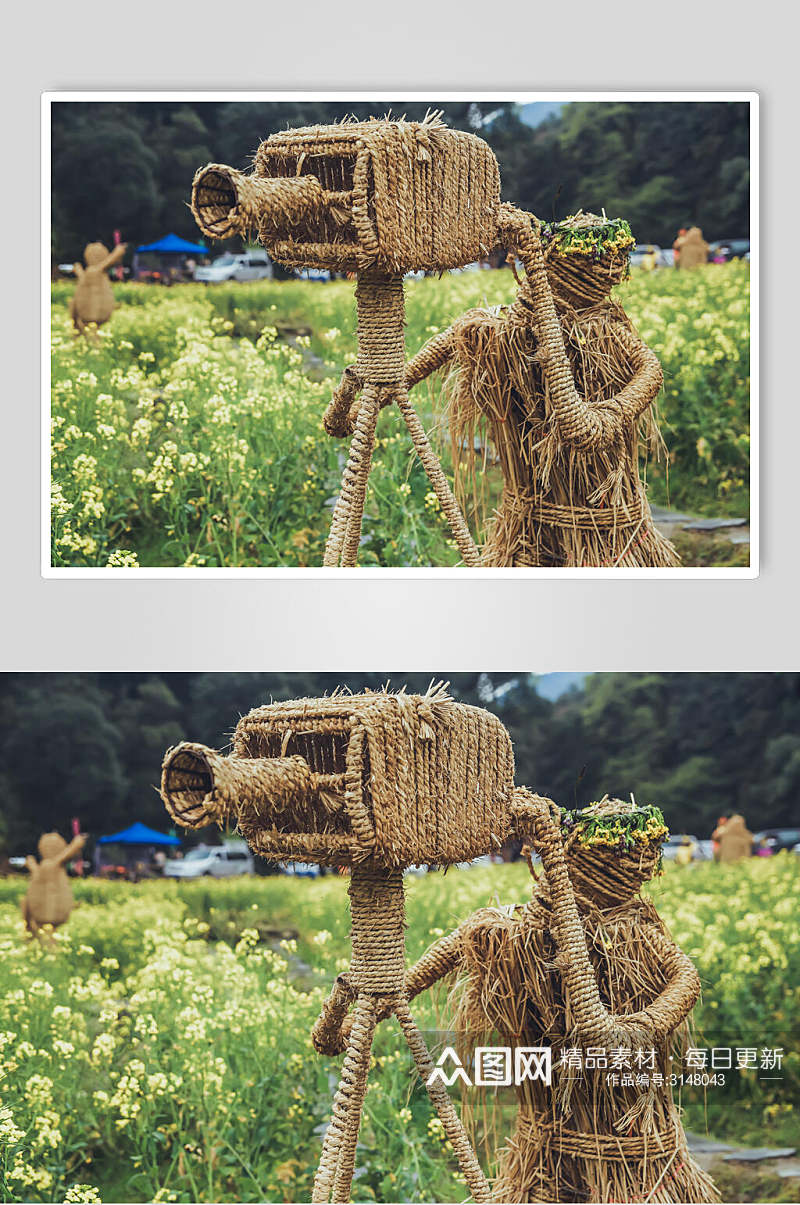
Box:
[135,233,207,255]
[97,822,180,846]
[95,822,181,880]
[133,233,207,282]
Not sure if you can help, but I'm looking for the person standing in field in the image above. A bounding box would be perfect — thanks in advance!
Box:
[673,227,687,267]
[674,227,710,269]
[711,813,753,862]
[711,815,727,861]
[675,834,697,865]
[641,245,659,271]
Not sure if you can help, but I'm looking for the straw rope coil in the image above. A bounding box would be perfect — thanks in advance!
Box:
[520,1116,679,1162]
[348,865,407,993]
[191,165,324,240]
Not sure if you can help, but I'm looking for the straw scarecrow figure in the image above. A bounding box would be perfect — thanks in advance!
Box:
[401,210,681,566]
[711,813,753,863]
[326,796,717,1204]
[70,241,127,338]
[21,831,86,937]
[190,117,678,568]
[674,227,710,270]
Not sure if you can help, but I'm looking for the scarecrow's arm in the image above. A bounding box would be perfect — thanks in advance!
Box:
[404,926,464,999]
[500,206,660,449]
[322,327,455,438]
[25,855,37,873]
[612,327,664,424]
[311,927,463,1056]
[54,834,87,867]
[621,926,701,1036]
[73,263,84,280]
[405,328,455,388]
[97,243,127,272]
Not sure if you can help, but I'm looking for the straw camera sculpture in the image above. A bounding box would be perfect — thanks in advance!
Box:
[190,115,677,568]
[161,689,710,1203]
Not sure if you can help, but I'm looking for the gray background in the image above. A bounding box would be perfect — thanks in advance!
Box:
[5,0,795,672]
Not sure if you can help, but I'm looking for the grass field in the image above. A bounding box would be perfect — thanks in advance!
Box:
[0,853,794,1203]
[49,263,750,568]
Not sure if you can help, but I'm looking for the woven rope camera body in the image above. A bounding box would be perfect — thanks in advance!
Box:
[192,117,501,274]
[161,691,515,868]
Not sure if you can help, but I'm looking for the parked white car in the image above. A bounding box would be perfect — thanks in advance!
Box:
[194,251,273,283]
[163,842,254,878]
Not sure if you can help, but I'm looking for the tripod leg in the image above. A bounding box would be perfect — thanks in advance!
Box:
[324,384,380,568]
[312,993,378,1204]
[394,385,482,567]
[393,998,492,1203]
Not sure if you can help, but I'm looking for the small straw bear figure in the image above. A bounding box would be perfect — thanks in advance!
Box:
[401,210,681,567]
[335,796,718,1204]
[69,242,127,338]
[675,227,710,270]
[22,831,86,937]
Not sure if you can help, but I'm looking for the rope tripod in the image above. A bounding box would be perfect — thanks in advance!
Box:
[321,271,480,568]
[309,864,490,1204]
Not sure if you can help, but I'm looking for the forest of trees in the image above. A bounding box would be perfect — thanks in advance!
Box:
[0,673,795,854]
[51,99,750,261]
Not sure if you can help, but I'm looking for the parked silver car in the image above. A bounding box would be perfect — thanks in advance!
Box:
[163,842,254,878]
[194,251,273,283]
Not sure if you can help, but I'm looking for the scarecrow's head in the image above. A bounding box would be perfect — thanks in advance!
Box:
[539,213,635,307]
[83,243,109,266]
[561,797,668,905]
[37,832,67,860]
